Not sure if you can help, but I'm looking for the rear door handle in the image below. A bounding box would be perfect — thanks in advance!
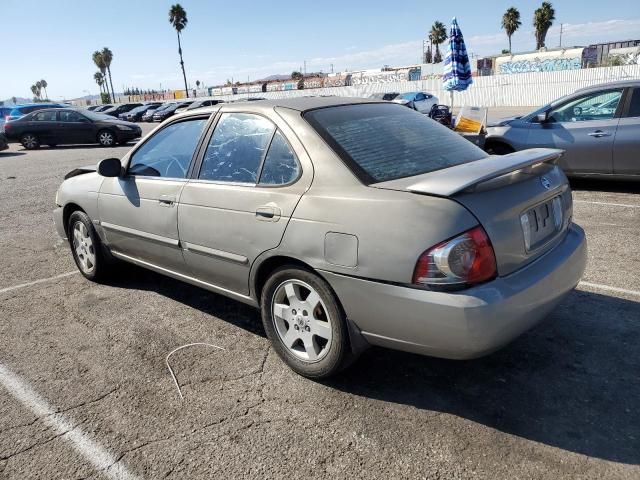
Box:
[588,130,611,138]
[256,205,281,221]
[158,194,176,206]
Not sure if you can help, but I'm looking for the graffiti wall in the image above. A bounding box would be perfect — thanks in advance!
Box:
[496,48,584,74]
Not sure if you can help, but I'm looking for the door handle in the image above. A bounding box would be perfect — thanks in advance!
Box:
[256,205,281,221]
[158,194,176,206]
[588,130,611,138]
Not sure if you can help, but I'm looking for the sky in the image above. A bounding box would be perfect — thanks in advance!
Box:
[2,0,640,100]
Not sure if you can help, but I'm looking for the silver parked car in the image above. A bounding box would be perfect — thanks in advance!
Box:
[54,97,587,378]
[485,80,640,179]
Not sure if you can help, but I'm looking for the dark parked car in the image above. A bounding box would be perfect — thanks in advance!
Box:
[120,103,162,122]
[101,103,143,118]
[142,103,171,122]
[86,105,102,111]
[6,103,66,121]
[0,132,8,151]
[368,92,400,101]
[3,108,142,149]
[152,102,186,121]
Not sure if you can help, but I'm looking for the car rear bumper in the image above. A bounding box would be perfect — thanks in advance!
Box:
[320,223,587,359]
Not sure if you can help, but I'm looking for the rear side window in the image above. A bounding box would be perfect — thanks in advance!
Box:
[305,103,487,183]
[199,113,275,183]
[259,131,300,185]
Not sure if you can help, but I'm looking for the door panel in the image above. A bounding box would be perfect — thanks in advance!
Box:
[97,116,210,272]
[526,120,616,173]
[99,177,187,272]
[526,88,624,174]
[178,112,309,295]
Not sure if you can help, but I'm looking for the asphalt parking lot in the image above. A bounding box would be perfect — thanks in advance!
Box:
[0,122,639,479]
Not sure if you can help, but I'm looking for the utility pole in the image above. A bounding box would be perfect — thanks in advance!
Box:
[330,63,334,74]
[303,60,307,76]
[559,23,564,48]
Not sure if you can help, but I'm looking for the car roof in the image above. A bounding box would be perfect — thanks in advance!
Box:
[178,96,375,117]
[575,80,640,94]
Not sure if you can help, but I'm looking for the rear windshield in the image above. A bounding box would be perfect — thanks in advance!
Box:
[305,103,487,183]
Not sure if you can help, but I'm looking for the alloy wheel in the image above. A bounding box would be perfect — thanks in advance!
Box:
[99,131,114,146]
[271,280,333,362]
[22,135,38,149]
[72,221,96,274]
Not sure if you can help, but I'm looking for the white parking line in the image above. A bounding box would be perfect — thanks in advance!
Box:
[579,281,640,298]
[0,363,141,479]
[0,271,77,295]
[574,200,640,209]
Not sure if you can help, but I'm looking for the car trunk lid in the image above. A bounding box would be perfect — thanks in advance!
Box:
[371,148,573,276]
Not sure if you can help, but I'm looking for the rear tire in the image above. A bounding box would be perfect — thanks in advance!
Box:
[261,266,351,378]
[68,211,110,281]
[20,133,40,150]
[97,130,116,147]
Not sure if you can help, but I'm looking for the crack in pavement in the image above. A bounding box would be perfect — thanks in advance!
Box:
[0,387,118,435]
[0,418,87,462]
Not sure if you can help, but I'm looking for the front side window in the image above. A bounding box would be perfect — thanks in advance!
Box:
[128,118,207,178]
[33,111,57,121]
[305,103,487,183]
[548,89,623,123]
[199,113,275,183]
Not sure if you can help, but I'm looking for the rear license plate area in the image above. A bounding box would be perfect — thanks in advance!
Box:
[520,196,563,251]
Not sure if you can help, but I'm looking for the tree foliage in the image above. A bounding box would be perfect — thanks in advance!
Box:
[533,2,555,50]
[502,7,521,53]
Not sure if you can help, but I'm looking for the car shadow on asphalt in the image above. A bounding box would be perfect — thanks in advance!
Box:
[327,289,640,465]
[102,263,266,338]
[0,151,26,158]
[101,265,639,465]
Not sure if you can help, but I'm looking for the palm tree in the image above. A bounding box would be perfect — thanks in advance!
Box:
[40,79,48,100]
[533,2,555,50]
[502,7,521,54]
[92,51,111,102]
[169,4,189,98]
[30,85,38,101]
[430,21,447,63]
[11,96,16,105]
[94,71,104,95]
[35,81,43,100]
[101,47,116,103]
[196,80,200,89]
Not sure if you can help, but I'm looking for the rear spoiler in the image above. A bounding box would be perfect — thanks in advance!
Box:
[375,148,563,197]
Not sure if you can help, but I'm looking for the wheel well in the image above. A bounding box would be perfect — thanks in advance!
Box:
[484,138,514,153]
[62,203,85,234]
[253,256,314,303]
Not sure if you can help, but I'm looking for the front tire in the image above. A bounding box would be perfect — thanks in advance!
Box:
[97,130,116,147]
[261,266,351,378]
[68,211,110,281]
[20,133,40,149]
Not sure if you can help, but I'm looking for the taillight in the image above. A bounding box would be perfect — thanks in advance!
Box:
[412,226,497,288]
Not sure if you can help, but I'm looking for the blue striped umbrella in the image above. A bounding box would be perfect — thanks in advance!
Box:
[443,17,473,104]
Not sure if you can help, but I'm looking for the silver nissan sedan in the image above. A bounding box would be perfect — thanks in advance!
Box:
[54,97,587,378]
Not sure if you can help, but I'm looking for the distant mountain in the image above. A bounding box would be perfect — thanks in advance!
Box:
[0,97,31,106]
[255,74,291,82]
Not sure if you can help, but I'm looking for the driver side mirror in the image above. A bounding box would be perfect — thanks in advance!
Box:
[97,158,123,177]
[536,112,549,123]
